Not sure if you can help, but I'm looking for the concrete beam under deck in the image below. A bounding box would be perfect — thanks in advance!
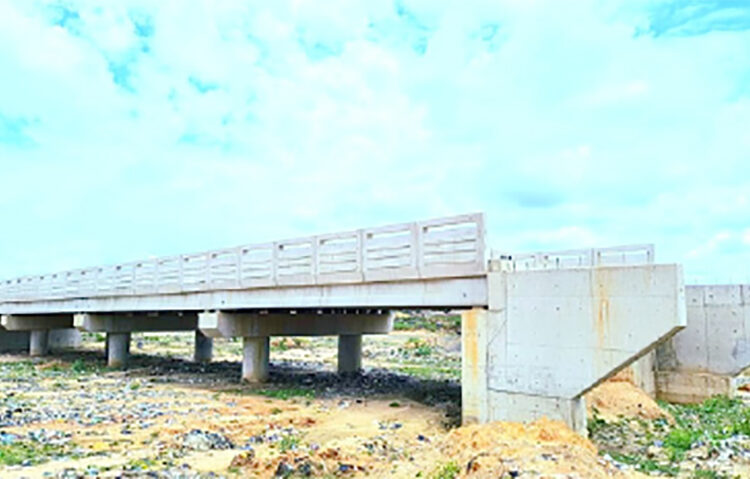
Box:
[1,314,74,331]
[0,277,487,316]
[74,312,198,333]
[198,311,393,339]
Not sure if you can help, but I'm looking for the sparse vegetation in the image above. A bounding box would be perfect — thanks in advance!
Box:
[394,313,461,333]
[591,395,750,477]
[429,461,460,479]
[0,440,74,467]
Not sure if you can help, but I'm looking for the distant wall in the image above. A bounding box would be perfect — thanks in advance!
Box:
[652,285,750,403]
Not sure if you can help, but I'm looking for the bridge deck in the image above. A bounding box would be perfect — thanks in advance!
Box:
[0,214,486,313]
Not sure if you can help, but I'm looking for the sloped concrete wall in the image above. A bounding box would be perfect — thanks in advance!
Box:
[463,264,686,433]
[653,284,750,403]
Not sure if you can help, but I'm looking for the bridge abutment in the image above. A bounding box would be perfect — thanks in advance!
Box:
[463,264,686,433]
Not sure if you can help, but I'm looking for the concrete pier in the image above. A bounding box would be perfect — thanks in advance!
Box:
[242,336,269,382]
[338,334,362,373]
[29,330,49,357]
[194,331,213,363]
[107,332,131,369]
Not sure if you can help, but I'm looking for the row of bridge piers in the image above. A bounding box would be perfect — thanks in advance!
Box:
[2,277,750,436]
[0,310,390,381]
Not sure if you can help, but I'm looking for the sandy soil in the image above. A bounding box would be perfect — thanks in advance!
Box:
[0,330,745,478]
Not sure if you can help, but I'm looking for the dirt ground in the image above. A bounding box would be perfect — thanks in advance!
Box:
[0,326,748,478]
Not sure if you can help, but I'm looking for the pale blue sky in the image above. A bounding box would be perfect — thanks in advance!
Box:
[0,0,749,283]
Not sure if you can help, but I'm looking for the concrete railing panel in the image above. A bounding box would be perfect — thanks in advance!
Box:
[499,244,655,272]
[0,213,486,303]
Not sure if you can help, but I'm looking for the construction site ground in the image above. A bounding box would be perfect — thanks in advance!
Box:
[0,313,748,478]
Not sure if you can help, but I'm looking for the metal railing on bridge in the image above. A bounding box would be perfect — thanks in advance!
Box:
[0,213,486,303]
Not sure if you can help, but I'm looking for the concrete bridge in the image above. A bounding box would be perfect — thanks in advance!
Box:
[0,213,687,433]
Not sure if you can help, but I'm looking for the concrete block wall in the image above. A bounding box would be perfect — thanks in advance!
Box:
[649,284,750,403]
[463,264,686,434]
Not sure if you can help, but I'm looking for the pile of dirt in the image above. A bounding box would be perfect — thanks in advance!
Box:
[586,378,672,423]
[439,417,645,478]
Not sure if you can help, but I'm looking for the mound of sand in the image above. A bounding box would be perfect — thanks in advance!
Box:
[439,417,645,478]
[586,378,672,423]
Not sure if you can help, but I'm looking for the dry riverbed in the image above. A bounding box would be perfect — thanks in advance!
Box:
[0,314,748,478]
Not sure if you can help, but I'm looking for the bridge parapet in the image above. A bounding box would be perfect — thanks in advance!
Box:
[0,213,485,303]
[493,243,655,271]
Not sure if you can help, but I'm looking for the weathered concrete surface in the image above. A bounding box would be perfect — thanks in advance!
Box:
[338,334,362,373]
[1,277,487,315]
[1,314,74,331]
[199,311,392,338]
[463,264,686,433]
[651,284,750,403]
[74,312,197,333]
[627,350,657,397]
[107,332,131,368]
[242,336,269,382]
[29,330,49,357]
[194,331,213,363]
[0,328,81,352]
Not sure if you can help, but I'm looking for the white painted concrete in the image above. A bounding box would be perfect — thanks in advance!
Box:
[242,336,269,382]
[1,213,486,303]
[338,335,362,373]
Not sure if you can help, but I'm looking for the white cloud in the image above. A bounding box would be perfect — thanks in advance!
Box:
[0,0,749,283]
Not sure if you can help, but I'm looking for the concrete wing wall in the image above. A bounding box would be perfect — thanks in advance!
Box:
[658,285,750,377]
[487,264,686,399]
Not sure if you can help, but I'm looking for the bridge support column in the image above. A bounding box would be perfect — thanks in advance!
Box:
[29,330,49,357]
[338,334,362,373]
[1,315,80,355]
[463,264,686,434]
[242,336,269,382]
[107,332,131,369]
[194,331,213,363]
